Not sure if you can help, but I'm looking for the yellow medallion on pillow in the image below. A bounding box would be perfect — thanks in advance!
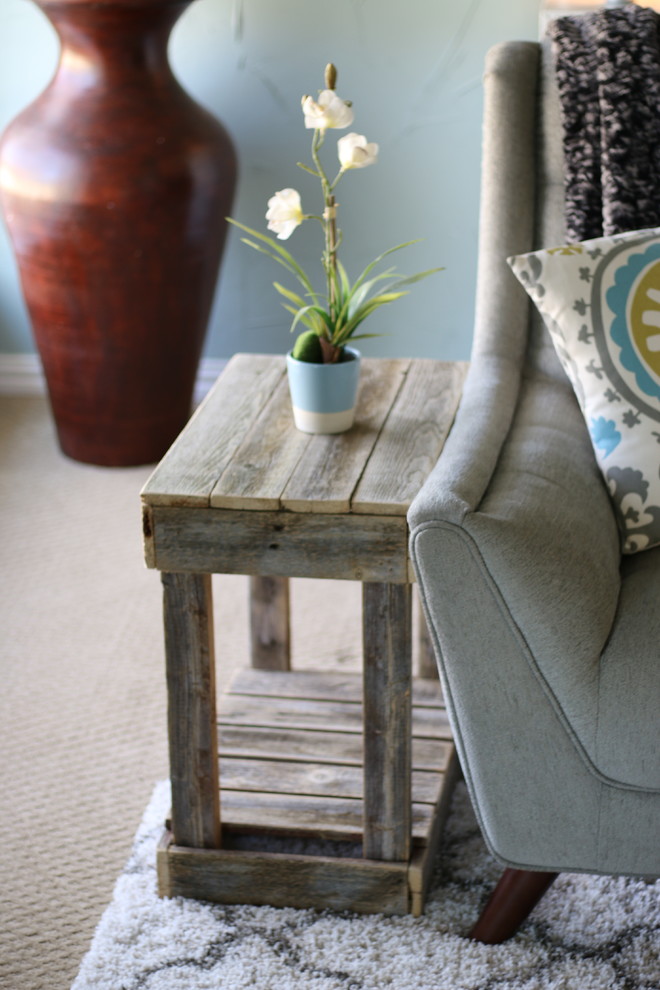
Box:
[508,227,660,554]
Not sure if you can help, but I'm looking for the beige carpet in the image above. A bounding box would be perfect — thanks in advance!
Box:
[0,395,368,990]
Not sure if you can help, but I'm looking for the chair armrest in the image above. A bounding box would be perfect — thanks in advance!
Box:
[408,351,521,528]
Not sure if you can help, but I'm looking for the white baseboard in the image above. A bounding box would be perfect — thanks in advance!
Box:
[0,353,228,405]
[0,353,46,395]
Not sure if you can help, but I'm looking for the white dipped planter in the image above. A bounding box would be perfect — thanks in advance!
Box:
[286,346,361,434]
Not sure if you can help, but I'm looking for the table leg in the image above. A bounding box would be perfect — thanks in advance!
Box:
[162,571,220,848]
[362,582,412,861]
[249,576,291,670]
[417,591,439,680]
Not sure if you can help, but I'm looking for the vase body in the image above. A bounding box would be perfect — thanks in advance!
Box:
[286,346,361,434]
[0,0,237,465]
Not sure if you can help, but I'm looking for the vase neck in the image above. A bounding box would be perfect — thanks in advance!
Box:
[39,2,190,84]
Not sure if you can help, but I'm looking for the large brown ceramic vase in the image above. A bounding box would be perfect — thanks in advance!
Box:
[0,0,237,465]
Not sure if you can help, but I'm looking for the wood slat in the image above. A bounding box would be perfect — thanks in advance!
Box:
[226,668,444,709]
[219,757,443,805]
[218,693,450,738]
[218,725,453,773]
[352,360,468,514]
[141,354,285,507]
[280,359,410,514]
[217,790,435,842]
[159,834,412,915]
[210,378,310,510]
[148,505,409,581]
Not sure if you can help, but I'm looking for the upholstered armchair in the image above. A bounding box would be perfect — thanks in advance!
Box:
[408,39,660,943]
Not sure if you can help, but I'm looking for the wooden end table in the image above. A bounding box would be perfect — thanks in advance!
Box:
[141,353,467,916]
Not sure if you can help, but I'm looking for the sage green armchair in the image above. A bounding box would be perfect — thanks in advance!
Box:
[408,41,660,942]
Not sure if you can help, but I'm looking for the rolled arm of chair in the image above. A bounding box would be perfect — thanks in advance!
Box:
[410,41,542,529]
[408,351,521,528]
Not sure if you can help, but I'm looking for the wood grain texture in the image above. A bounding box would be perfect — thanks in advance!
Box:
[280,359,410,513]
[147,506,409,582]
[408,747,461,915]
[220,756,442,805]
[417,592,439,680]
[162,572,220,848]
[141,355,285,507]
[210,379,310,510]
[352,361,468,514]
[219,692,445,738]
[248,576,291,670]
[362,582,413,861]
[158,833,411,914]
[217,790,434,842]
[226,668,444,709]
[218,725,453,773]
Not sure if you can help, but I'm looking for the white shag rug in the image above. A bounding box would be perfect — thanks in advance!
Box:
[72,781,660,990]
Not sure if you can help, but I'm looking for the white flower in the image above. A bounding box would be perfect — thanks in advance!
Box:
[302,90,354,131]
[337,132,379,170]
[265,188,303,240]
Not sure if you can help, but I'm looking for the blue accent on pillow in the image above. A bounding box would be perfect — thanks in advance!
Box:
[606,241,660,400]
[589,416,621,458]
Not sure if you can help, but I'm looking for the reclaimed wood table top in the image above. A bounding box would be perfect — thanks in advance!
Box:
[141,353,467,519]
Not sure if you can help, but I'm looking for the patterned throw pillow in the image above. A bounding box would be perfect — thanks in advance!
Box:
[508,227,660,554]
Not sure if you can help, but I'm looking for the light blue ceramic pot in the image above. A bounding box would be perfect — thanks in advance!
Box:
[286,346,361,434]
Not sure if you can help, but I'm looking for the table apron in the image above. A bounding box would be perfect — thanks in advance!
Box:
[146,505,411,583]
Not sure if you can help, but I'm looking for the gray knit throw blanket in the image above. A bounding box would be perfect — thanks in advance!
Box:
[547,5,660,242]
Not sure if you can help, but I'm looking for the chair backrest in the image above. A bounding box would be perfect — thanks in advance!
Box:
[474,40,571,389]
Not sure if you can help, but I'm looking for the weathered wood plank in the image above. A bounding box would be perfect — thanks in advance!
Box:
[218,790,434,842]
[408,747,461,916]
[220,757,443,805]
[159,833,411,914]
[142,503,156,568]
[226,667,444,709]
[210,378,310,510]
[218,725,453,773]
[149,506,409,582]
[352,360,468,514]
[141,354,285,507]
[162,572,220,848]
[416,591,439,680]
[280,359,410,513]
[362,582,412,862]
[248,576,291,670]
[219,693,448,738]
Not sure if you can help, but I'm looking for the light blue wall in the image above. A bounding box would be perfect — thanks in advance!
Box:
[0,0,540,361]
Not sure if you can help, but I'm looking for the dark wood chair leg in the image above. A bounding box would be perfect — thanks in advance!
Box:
[469,868,559,943]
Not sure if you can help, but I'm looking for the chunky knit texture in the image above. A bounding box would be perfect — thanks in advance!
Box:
[548,5,660,241]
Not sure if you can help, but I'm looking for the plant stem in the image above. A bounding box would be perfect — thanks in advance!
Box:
[311,128,342,359]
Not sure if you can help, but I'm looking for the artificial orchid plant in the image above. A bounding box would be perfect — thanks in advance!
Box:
[228,64,442,364]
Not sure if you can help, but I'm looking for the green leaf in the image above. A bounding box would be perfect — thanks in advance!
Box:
[273,282,308,309]
[388,267,445,290]
[281,303,319,331]
[336,291,409,342]
[350,241,421,295]
[296,162,321,177]
[227,218,319,302]
[346,271,399,318]
[290,305,332,337]
[337,260,351,299]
